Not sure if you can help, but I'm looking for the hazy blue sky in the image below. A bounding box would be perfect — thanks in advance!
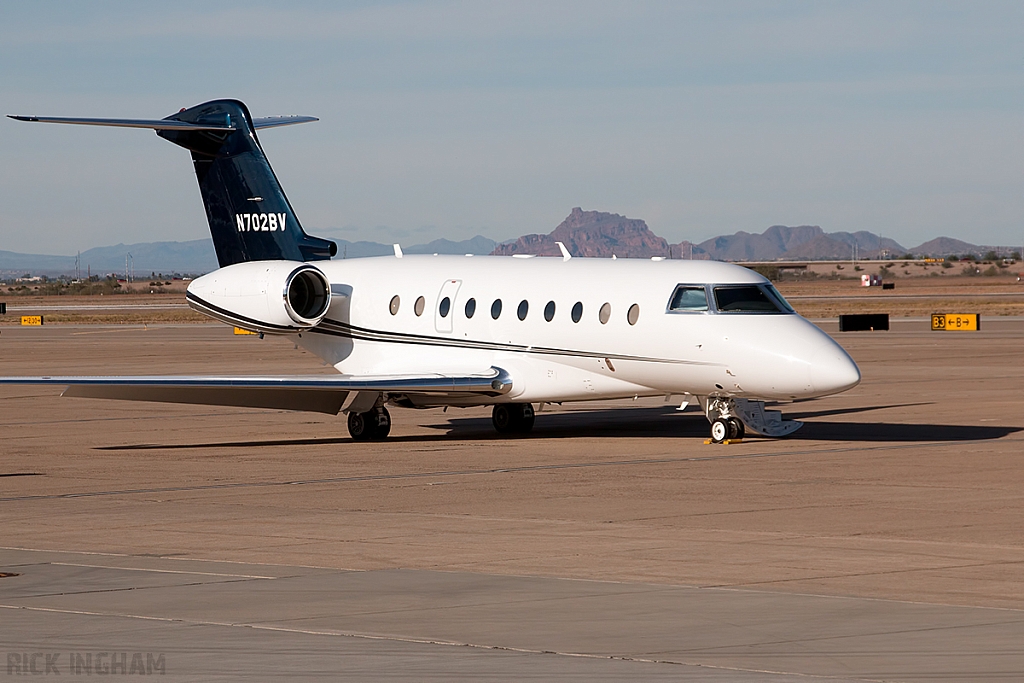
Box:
[2,1,1022,254]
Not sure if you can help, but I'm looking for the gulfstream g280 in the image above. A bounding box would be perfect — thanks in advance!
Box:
[2,100,860,442]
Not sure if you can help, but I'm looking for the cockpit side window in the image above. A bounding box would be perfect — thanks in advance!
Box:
[763,284,795,313]
[713,285,789,313]
[668,285,709,312]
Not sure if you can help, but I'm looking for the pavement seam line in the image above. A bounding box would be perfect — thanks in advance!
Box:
[5,436,1024,503]
[0,603,885,681]
[49,562,277,579]
[7,547,1024,614]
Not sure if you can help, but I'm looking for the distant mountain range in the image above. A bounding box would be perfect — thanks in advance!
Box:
[2,211,1017,277]
[493,209,1019,261]
[0,240,220,278]
[0,235,499,277]
[332,235,498,259]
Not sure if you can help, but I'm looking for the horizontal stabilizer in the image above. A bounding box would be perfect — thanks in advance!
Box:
[252,115,319,129]
[0,368,512,415]
[7,115,234,131]
[8,114,318,132]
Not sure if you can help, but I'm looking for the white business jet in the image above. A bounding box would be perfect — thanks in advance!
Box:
[2,100,860,443]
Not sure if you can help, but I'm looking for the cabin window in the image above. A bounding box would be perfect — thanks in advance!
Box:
[598,302,611,324]
[517,300,529,320]
[713,285,788,313]
[544,301,556,322]
[627,303,640,325]
[439,296,451,317]
[389,295,400,315]
[414,296,425,316]
[668,286,708,312]
[491,299,502,319]
[465,298,476,318]
[571,301,583,323]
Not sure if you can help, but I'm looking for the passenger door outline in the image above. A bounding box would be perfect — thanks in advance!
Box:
[434,279,462,333]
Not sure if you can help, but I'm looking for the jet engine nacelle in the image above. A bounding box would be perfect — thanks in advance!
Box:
[186,261,331,333]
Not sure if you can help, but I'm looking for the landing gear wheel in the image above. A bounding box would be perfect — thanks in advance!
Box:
[492,403,535,435]
[373,406,392,440]
[348,407,391,441]
[727,418,744,440]
[517,402,535,433]
[710,418,730,443]
[491,405,514,434]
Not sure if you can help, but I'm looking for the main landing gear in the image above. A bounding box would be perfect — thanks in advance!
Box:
[348,406,391,441]
[492,403,535,435]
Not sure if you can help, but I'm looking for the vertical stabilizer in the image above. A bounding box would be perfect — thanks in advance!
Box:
[157,100,336,267]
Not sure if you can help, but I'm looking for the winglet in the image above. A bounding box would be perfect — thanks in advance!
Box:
[393,243,404,258]
[556,241,571,261]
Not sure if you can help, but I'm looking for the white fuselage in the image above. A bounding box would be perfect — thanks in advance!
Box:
[287,255,859,407]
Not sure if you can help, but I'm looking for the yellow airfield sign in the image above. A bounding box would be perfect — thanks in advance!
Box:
[233,327,258,335]
[20,315,43,326]
[931,314,980,331]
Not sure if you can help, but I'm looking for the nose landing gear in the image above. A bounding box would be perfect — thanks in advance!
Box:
[703,396,801,442]
[709,416,744,443]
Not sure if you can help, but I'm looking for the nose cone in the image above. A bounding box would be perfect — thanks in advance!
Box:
[810,344,861,395]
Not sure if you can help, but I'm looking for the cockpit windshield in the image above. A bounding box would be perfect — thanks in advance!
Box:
[713,285,793,313]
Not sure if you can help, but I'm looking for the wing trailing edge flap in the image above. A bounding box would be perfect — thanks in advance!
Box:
[1,368,512,415]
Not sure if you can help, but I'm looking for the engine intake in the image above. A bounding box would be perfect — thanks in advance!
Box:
[285,266,330,325]
[186,261,332,333]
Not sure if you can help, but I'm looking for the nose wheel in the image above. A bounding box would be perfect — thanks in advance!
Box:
[348,406,392,441]
[709,416,745,443]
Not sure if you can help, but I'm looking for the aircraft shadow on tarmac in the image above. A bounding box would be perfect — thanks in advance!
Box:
[440,406,1021,443]
[104,404,1020,450]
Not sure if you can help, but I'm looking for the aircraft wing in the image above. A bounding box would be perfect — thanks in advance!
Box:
[0,368,512,415]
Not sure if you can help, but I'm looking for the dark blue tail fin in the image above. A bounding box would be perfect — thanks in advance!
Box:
[9,99,336,268]
[157,100,336,267]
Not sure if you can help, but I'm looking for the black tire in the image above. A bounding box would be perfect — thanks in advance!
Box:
[349,407,391,441]
[517,403,535,433]
[728,418,745,440]
[348,411,373,441]
[372,407,392,440]
[492,403,535,435]
[492,404,514,434]
[710,418,729,443]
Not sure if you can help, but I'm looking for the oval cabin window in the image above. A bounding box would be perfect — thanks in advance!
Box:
[571,301,583,323]
[389,295,400,316]
[517,300,529,321]
[598,302,611,324]
[627,303,640,325]
[544,301,556,322]
[465,298,476,318]
[491,299,502,319]
[439,296,451,318]
[414,296,425,316]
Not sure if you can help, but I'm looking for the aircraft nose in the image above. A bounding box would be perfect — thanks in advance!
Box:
[810,344,861,395]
